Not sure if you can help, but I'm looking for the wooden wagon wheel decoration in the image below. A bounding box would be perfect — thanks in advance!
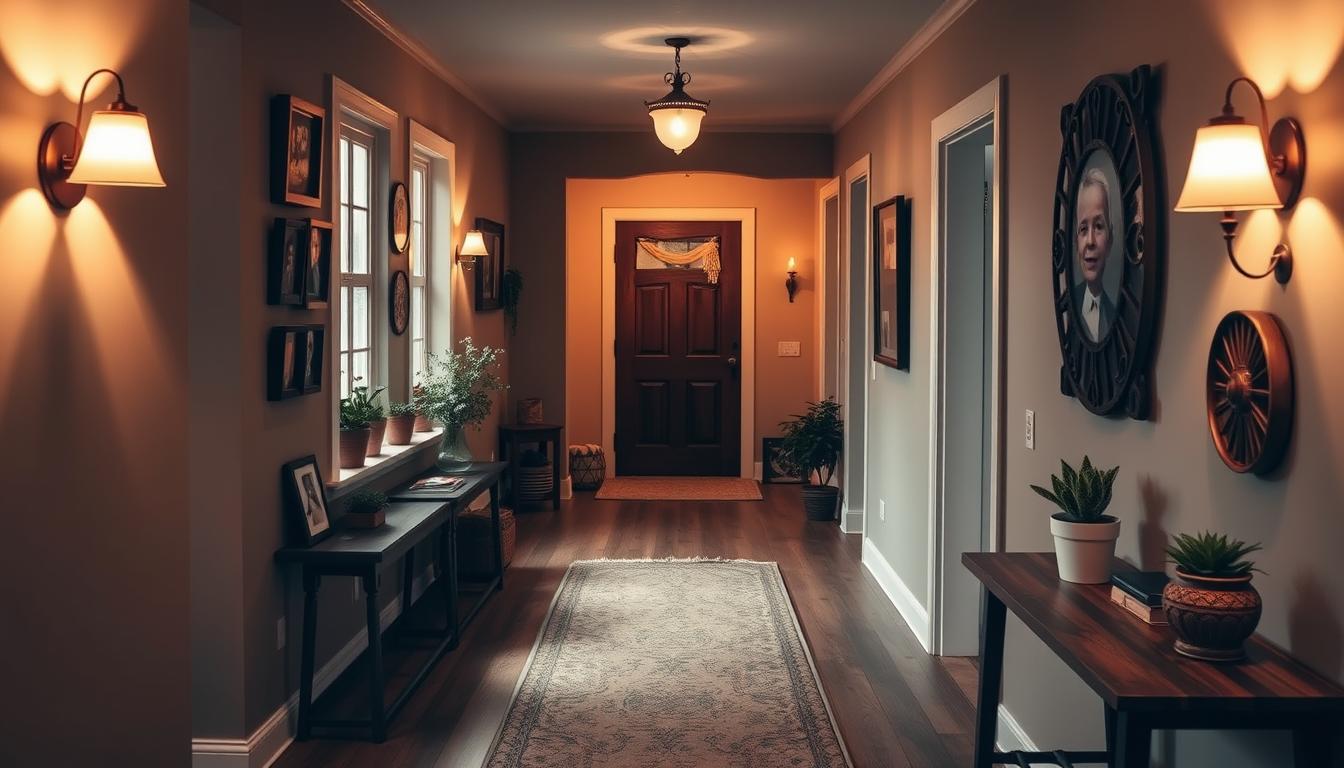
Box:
[1206,310,1293,475]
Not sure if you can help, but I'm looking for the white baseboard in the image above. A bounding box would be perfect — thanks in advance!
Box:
[561,476,573,499]
[752,461,763,482]
[861,537,931,652]
[191,566,437,767]
[997,704,1042,756]
[839,505,863,534]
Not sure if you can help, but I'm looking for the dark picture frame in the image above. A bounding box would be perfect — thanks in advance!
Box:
[267,324,325,401]
[282,455,332,547]
[872,195,912,370]
[762,437,801,484]
[268,218,306,306]
[1050,65,1165,420]
[303,219,332,309]
[389,181,409,254]
[389,269,410,335]
[271,95,325,208]
[474,217,505,311]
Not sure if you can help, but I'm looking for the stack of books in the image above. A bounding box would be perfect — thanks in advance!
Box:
[410,475,465,491]
[1109,571,1169,625]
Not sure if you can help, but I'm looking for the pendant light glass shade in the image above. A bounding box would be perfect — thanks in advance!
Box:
[1174,121,1280,212]
[649,107,706,155]
[68,108,165,187]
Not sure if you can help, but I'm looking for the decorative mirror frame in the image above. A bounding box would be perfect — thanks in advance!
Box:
[1050,64,1165,420]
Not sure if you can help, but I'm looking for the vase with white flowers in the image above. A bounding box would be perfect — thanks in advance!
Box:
[419,338,507,472]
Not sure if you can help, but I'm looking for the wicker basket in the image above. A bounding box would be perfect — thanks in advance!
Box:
[458,506,516,576]
[517,463,553,501]
[569,445,606,490]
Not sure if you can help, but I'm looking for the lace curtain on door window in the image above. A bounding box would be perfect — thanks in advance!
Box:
[635,235,721,284]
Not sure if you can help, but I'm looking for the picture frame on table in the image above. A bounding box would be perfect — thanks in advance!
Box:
[282,455,332,547]
[271,94,325,208]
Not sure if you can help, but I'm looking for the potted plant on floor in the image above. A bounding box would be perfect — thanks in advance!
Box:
[344,489,389,529]
[420,337,507,473]
[386,400,417,446]
[345,383,386,457]
[1162,531,1264,661]
[338,394,373,470]
[778,398,844,521]
[1029,456,1120,584]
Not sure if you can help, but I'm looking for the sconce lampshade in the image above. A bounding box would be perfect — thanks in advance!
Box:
[1174,122,1281,212]
[67,108,165,187]
[649,107,706,155]
[459,230,489,262]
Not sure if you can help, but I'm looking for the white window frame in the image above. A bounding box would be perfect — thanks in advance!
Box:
[338,123,377,400]
[409,154,430,387]
[407,119,457,399]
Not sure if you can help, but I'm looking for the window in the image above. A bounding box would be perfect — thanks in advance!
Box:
[338,124,375,399]
[410,156,430,387]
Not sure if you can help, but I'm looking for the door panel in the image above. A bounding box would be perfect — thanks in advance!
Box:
[616,221,741,476]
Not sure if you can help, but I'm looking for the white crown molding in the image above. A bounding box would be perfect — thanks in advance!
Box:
[830,0,978,132]
[341,0,509,127]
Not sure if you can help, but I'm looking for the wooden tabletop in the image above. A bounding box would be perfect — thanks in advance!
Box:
[389,462,506,502]
[497,423,562,433]
[962,552,1344,713]
[276,500,447,567]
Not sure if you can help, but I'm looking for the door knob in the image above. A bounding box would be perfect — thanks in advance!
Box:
[727,356,738,367]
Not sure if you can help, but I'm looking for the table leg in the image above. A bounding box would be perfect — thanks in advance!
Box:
[1294,716,1341,768]
[401,548,416,633]
[491,480,505,589]
[972,589,1006,768]
[508,434,521,510]
[551,434,561,509]
[1113,711,1151,768]
[446,508,461,650]
[1104,704,1117,759]
[362,571,386,742]
[297,570,320,741]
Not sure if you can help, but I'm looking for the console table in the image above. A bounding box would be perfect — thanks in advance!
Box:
[497,422,563,510]
[275,462,506,743]
[963,553,1344,767]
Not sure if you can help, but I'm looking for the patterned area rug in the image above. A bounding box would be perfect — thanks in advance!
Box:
[594,476,763,501]
[484,559,851,768]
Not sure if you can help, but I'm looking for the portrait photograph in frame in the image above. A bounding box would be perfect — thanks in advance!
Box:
[303,219,332,309]
[267,325,324,400]
[282,455,332,547]
[271,94,325,208]
[268,218,306,306]
[872,195,912,370]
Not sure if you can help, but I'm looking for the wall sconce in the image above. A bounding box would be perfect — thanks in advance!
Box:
[38,68,166,211]
[1174,76,1305,284]
[785,257,798,303]
[458,229,489,265]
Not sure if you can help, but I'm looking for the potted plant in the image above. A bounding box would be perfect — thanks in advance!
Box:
[1029,456,1120,584]
[387,401,417,446]
[1162,532,1263,661]
[778,398,844,521]
[501,266,523,336]
[345,383,386,457]
[338,395,372,470]
[344,489,389,529]
[411,384,433,432]
[419,337,507,473]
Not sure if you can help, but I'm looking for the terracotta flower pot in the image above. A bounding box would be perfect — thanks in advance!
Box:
[386,414,415,445]
[1162,569,1262,662]
[365,418,387,456]
[1049,515,1120,584]
[801,483,839,521]
[413,412,433,432]
[339,428,370,469]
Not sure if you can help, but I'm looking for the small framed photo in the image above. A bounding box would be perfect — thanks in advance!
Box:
[303,219,332,308]
[872,195,912,371]
[268,219,306,306]
[268,325,324,400]
[283,455,332,547]
[271,94,325,208]
[762,437,801,484]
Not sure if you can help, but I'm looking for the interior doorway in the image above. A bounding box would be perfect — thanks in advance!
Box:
[928,78,1005,656]
[613,221,742,476]
[818,178,841,405]
[840,157,871,534]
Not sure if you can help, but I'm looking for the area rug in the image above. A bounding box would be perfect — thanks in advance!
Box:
[484,559,851,768]
[594,476,763,501]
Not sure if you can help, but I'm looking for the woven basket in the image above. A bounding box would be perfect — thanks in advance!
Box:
[517,463,553,501]
[569,448,606,490]
[458,506,516,575]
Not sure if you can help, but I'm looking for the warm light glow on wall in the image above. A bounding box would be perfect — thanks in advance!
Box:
[0,1,145,99]
[1203,0,1344,96]
[0,190,58,404]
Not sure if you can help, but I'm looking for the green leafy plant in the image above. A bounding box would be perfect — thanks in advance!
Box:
[501,266,523,336]
[346,489,388,516]
[339,381,385,431]
[1166,531,1263,577]
[1029,456,1118,523]
[419,337,507,429]
[778,398,844,486]
[388,400,417,417]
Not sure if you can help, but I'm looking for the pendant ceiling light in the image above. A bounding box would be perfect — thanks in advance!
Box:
[645,37,709,155]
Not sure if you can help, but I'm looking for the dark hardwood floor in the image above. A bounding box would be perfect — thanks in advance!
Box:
[274,483,978,767]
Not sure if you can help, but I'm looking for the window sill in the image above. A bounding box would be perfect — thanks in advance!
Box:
[328,429,442,501]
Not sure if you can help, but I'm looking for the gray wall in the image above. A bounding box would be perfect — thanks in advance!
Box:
[836,0,1344,761]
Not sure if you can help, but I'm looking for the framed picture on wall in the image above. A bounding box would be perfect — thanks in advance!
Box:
[303,219,332,308]
[268,218,306,306]
[267,325,324,400]
[271,94,325,208]
[872,195,911,370]
[474,217,505,311]
[762,437,801,484]
[389,182,409,254]
[282,455,332,547]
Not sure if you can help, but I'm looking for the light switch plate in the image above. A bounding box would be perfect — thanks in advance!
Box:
[1025,409,1035,450]
[777,341,801,357]
[879,498,886,522]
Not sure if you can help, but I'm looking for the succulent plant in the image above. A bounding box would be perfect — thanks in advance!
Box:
[1029,456,1118,523]
[346,489,388,516]
[1166,531,1263,577]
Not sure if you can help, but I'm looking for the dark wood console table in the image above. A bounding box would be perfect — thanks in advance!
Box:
[275,462,506,743]
[963,552,1344,767]
[497,422,563,510]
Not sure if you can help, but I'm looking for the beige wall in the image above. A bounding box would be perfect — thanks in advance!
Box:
[836,0,1344,762]
[0,0,190,764]
[564,174,825,468]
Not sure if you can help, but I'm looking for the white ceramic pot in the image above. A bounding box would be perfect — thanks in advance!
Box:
[1049,515,1121,584]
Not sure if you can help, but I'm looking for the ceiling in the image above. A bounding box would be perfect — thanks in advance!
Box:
[358,0,949,131]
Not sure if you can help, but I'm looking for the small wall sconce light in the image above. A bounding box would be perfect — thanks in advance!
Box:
[1174,76,1305,283]
[38,68,166,211]
[458,229,489,265]
[785,257,798,303]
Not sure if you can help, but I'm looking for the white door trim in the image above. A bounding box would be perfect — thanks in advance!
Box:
[927,76,1006,656]
[816,177,840,402]
[600,207,757,478]
[840,156,871,535]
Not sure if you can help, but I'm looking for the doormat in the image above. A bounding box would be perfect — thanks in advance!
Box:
[594,476,762,501]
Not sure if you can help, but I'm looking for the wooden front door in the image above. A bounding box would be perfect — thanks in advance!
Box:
[615,221,741,476]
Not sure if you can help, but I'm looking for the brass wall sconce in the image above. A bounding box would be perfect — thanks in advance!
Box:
[1174,76,1305,284]
[458,229,488,265]
[38,68,166,210]
[785,257,798,303]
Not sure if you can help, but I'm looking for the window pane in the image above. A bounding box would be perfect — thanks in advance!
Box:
[340,138,349,205]
[410,221,423,277]
[352,209,368,274]
[339,204,349,273]
[352,286,368,350]
[352,142,368,207]
[412,286,425,337]
[352,350,369,390]
[340,286,351,352]
[340,352,350,399]
[412,340,425,385]
[412,168,424,220]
